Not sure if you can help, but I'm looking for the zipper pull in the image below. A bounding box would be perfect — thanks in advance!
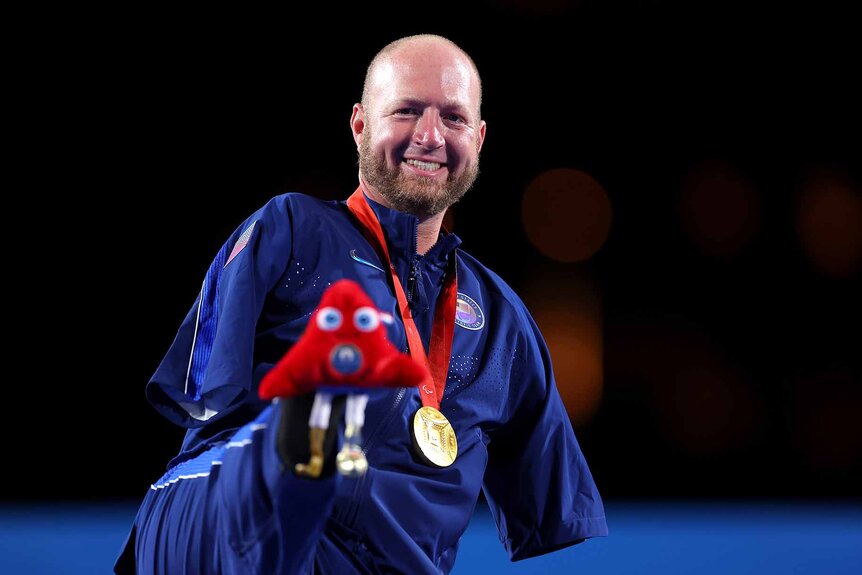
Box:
[407,259,419,304]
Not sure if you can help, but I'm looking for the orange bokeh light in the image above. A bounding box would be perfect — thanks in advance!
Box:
[610,322,761,455]
[678,159,761,260]
[795,168,862,278]
[521,168,612,263]
[521,264,603,426]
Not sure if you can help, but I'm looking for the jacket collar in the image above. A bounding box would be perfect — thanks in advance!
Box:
[360,192,462,269]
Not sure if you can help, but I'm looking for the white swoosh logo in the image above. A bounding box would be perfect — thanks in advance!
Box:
[350,249,386,273]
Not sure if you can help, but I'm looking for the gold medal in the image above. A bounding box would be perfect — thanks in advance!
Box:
[411,406,458,467]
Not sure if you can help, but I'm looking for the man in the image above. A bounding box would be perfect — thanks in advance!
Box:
[116,34,607,574]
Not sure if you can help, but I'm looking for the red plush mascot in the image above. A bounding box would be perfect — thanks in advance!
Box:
[259,279,428,477]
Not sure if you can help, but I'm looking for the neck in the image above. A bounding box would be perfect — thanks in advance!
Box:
[358,176,446,256]
[416,213,445,255]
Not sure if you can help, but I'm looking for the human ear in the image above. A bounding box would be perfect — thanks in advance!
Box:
[350,104,366,148]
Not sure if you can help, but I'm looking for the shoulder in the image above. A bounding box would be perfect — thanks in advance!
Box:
[455,248,533,330]
[456,249,511,294]
[257,191,344,218]
[245,192,349,239]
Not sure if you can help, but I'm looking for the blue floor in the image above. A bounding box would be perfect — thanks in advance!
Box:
[1,500,860,574]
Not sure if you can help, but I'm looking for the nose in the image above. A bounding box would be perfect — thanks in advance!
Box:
[413,109,445,149]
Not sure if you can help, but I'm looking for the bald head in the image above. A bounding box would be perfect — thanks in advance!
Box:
[361,34,482,120]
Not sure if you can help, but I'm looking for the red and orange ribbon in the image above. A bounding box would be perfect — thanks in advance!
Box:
[346,188,457,410]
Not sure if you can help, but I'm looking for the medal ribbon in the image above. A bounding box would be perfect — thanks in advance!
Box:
[346,188,456,410]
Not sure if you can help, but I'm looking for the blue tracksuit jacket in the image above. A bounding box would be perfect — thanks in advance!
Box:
[116,190,607,574]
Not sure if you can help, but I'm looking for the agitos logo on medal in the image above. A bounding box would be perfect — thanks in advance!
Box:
[454,293,484,330]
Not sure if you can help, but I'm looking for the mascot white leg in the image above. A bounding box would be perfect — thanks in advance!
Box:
[337,393,369,476]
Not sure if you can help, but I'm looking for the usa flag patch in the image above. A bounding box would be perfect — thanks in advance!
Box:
[224,221,256,268]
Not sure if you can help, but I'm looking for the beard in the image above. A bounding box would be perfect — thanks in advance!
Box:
[358,133,480,219]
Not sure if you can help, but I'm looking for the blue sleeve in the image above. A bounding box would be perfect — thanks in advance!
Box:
[481,303,608,561]
[145,196,294,428]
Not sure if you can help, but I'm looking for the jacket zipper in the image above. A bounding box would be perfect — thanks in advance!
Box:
[339,220,418,526]
[407,259,419,305]
[337,387,407,528]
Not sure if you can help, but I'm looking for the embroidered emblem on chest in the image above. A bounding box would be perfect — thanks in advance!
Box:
[455,293,485,331]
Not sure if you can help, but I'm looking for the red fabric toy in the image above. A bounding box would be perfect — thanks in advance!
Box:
[259,279,429,400]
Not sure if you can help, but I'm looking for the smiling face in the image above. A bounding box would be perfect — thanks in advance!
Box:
[352,38,486,219]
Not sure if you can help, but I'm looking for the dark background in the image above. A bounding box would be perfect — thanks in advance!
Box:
[15,1,859,502]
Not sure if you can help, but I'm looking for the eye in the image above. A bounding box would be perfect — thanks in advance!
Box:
[316,307,343,331]
[353,307,380,332]
[394,107,419,116]
[443,113,465,124]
